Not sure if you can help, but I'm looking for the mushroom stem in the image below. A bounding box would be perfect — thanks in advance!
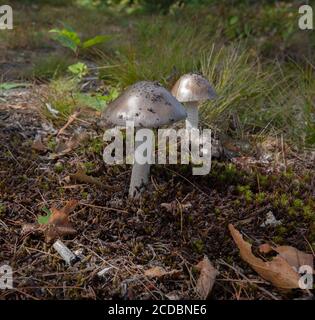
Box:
[185,102,199,130]
[129,138,151,198]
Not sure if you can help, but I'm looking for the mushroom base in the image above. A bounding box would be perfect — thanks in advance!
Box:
[129,162,150,198]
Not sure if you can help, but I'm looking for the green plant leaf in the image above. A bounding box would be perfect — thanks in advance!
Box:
[0,82,29,90]
[37,207,52,225]
[82,35,112,49]
[50,28,81,53]
[75,93,107,111]
[229,16,239,25]
[68,62,88,78]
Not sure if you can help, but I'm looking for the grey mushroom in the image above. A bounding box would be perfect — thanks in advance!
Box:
[171,73,217,130]
[102,81,187,198]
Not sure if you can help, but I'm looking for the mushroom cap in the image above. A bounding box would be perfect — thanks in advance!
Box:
[171,73,217,104]
[102,81,187,128]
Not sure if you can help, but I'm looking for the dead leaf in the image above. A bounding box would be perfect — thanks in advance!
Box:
[161,201,192,213]
[21,223,41,235]
[67,167,120,192]
[165,292,180,300]
[45,200,78,242]
[259,244,313,272]
[145,266,167,278]
[69,167,103,188]
[32,135,47,152]
[144,266,181,279]
[195,256,218,299]
[50,131,89,159]
[229,224,301,289]
[21,200,78,243]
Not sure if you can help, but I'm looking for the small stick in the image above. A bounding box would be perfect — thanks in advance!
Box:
[57,110,81,136]
[97,267,113,278]
[281,134,287,172]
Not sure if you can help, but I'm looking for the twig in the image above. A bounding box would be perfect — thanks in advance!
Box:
[217,259,279,300]
[57,110,80,136]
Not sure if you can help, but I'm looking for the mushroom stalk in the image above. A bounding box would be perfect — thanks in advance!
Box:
[129,138,151,198]
[185,102,199,130]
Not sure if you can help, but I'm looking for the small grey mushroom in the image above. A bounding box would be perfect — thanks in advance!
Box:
[102,81,186,198]
[171,73,217,130]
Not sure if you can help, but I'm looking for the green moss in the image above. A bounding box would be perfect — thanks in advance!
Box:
[279,194,289,208]
[237,185,253,202]
[81,191,89,199]
[214,208,221,216]
[283,169,294,180]
[54,162,64,173]
[88,137,103,155]
[257,174,268,187]
[47,137,57,151]
[192,239,205,254]
[255,192,266,204]
[287,207,298,217]
[292,198,304,209]
[276,225,287,236]
[272,235,284,244]
[83,162,95,174]
[302,205,314,220]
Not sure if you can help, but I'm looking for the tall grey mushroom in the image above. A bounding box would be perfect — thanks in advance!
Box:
[171,73,217,130]
[102,81,186,198]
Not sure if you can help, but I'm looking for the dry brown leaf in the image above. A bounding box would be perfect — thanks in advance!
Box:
[145,266,167,278]
[229,224,300,289]
[195,256,218,299]
[67,167,120,192]
[161,201,192,213]
[21,223,41,235]
[50,131,89,159]
[144,266,181,279]
[69,167,103,188]
[32,135,47,152]
[259,244,313,271]
[21,201,78,242]
[45,200,78,242]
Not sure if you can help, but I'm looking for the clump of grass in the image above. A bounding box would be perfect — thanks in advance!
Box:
[29,55,75,80]
[200,44,273,129]
[98,18,211,87]
[39,77,79,123]
[200,44,315,147]
[39,75,118,123]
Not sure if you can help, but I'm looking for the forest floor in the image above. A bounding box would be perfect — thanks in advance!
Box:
[0,87,314,300]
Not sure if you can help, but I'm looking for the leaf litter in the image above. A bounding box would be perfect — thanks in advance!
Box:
[1,104,315,300]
